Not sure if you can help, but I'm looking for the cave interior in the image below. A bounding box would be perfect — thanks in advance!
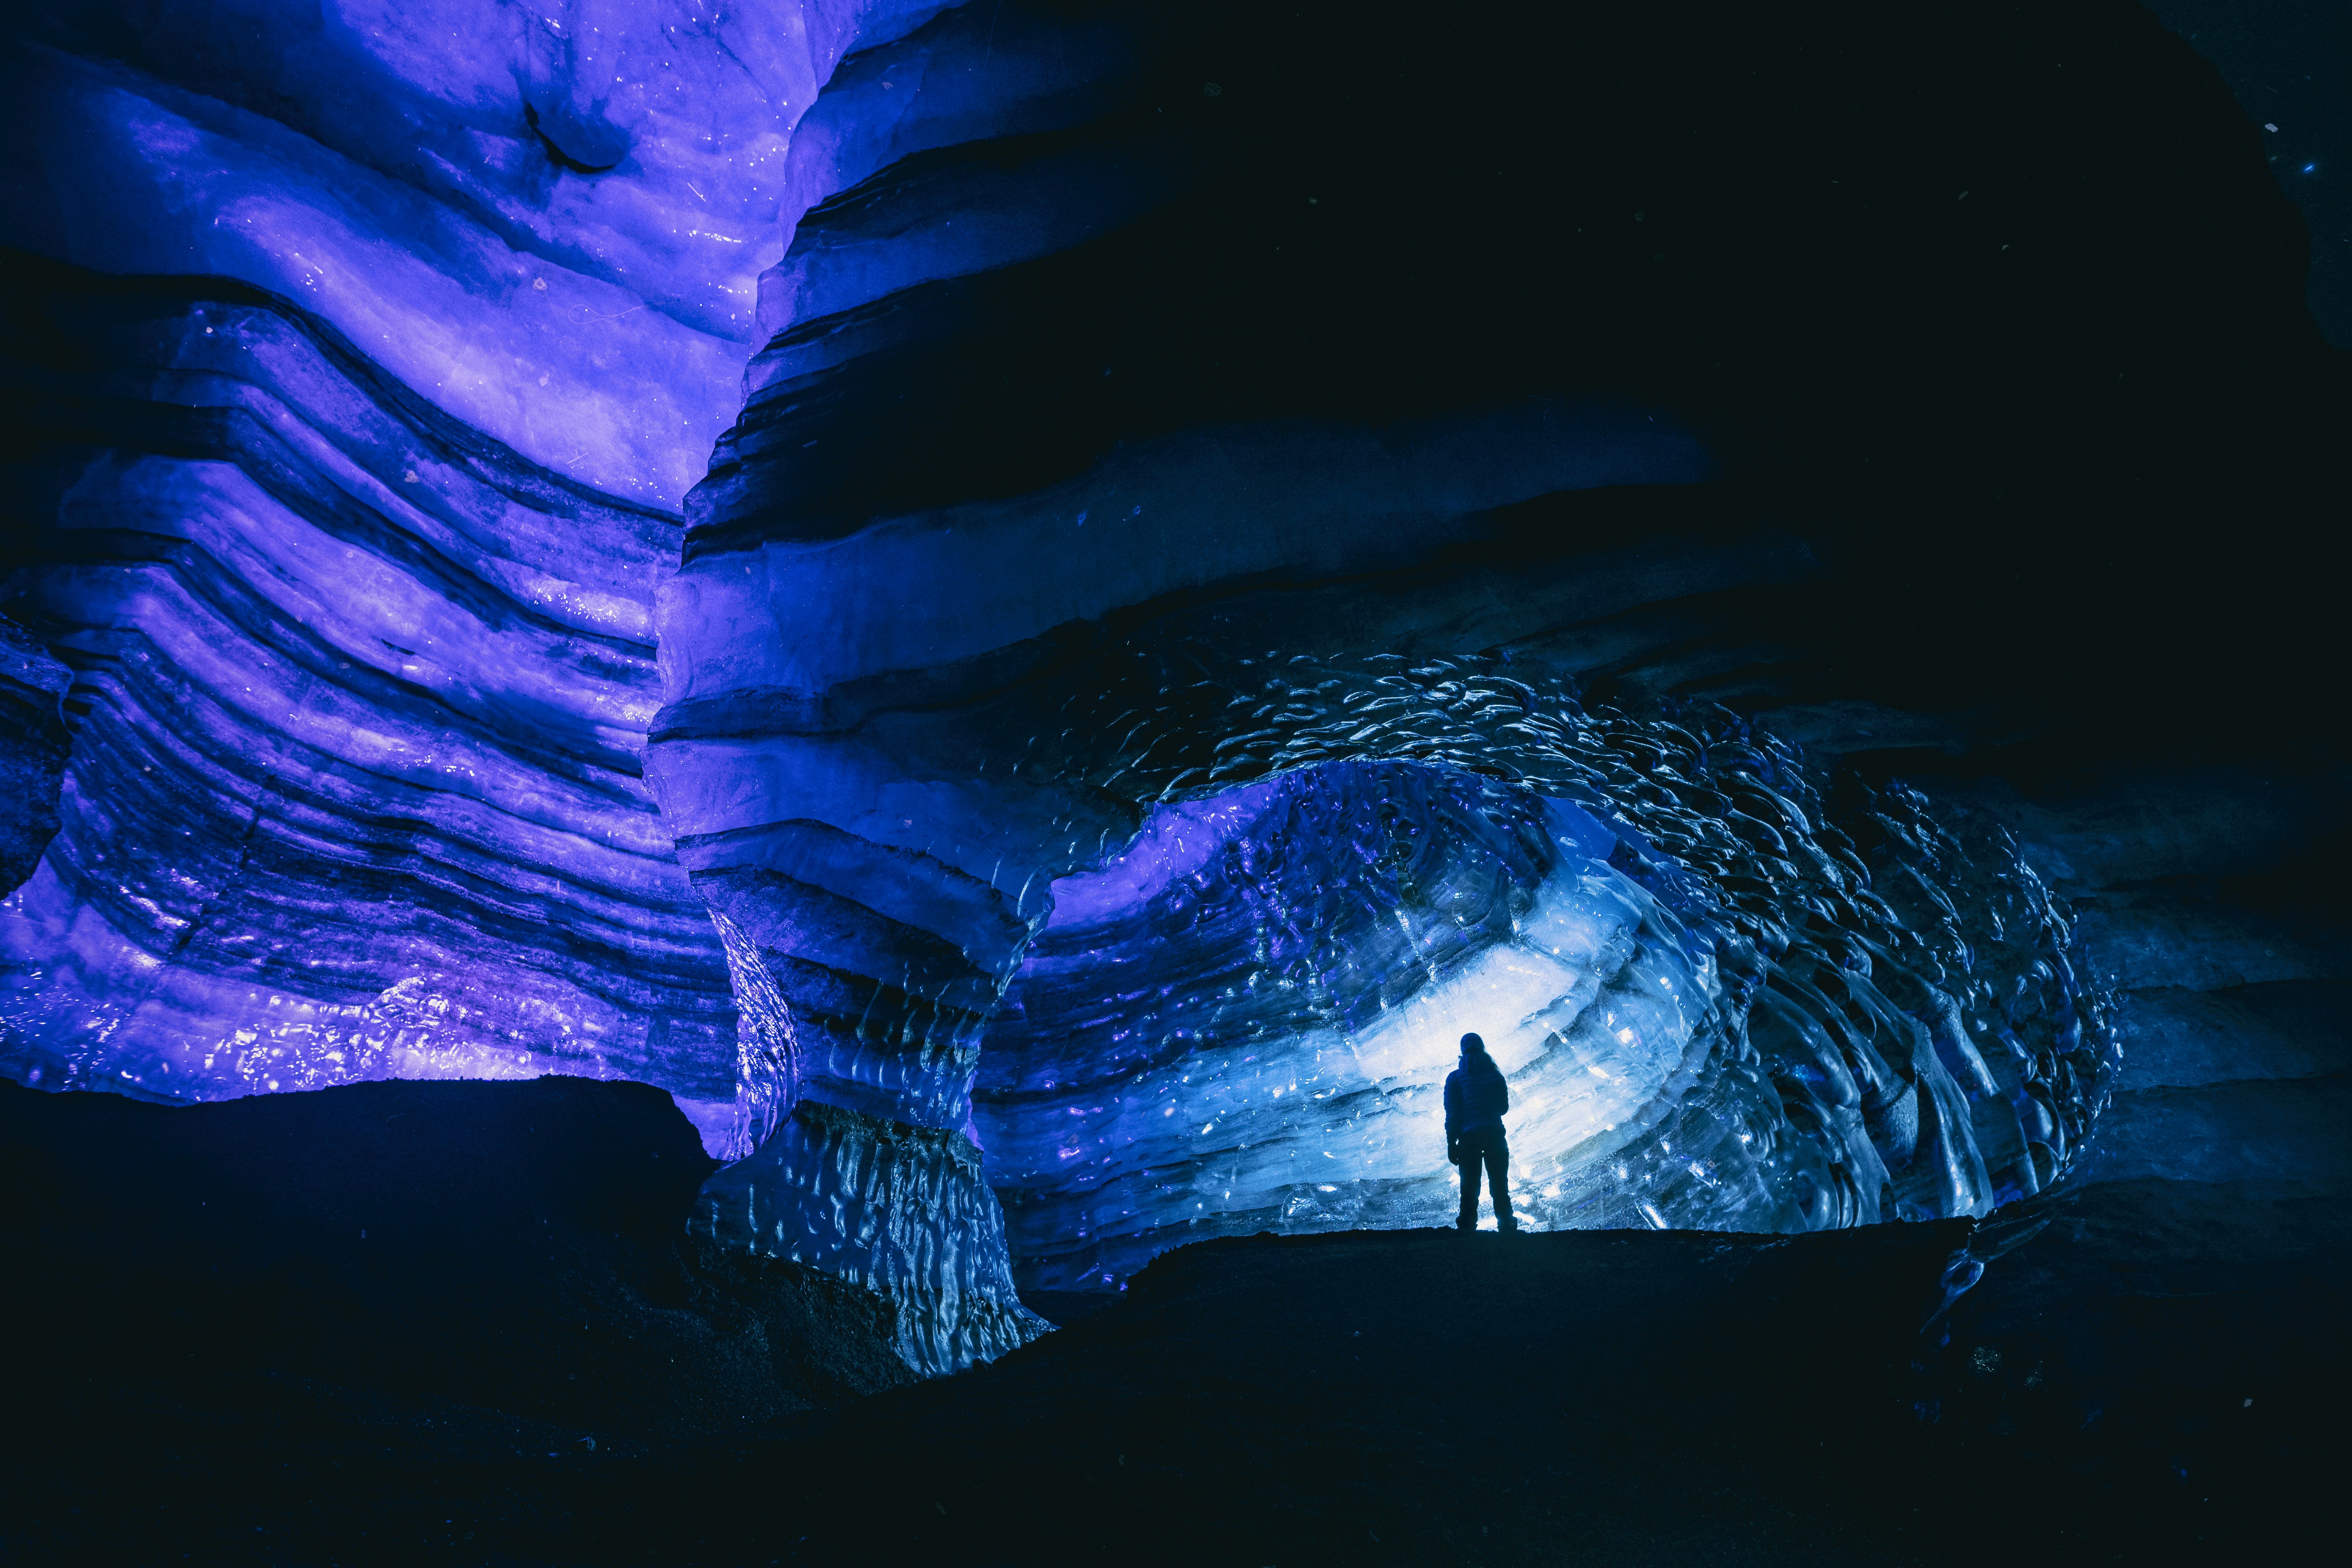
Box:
[1,2,2347,1563]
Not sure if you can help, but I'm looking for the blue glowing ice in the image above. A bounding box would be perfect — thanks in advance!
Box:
[982,763,1735,1288]
[979,704,2109,1293]
[0,0,2123,1380]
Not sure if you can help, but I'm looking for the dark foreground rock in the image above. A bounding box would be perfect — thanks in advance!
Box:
[3,1069,2343,1566]
[0,1076,915,1456]
[1881,745,2352,1541]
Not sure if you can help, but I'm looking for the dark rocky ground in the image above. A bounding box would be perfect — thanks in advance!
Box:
[4,1024,2344,1566]
[1892,745,2352,1561]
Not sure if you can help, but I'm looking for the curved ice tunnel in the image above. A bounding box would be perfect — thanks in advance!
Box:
[978,741,2110,1295]
[981,764,1731,1287]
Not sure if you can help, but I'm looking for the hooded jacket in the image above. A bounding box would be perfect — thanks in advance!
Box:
[1443,1050,1509,1138]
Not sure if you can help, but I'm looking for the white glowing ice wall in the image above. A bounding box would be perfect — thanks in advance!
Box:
[983,764,1740,1289]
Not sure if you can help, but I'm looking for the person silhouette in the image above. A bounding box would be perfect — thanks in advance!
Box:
[1445,1032,1516,1234]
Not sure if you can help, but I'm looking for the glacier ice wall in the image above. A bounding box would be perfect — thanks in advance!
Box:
[11,0,2297,1374]
[0,263,746,1127]
[0,0,1059,1374]
[652,0,2127,1348]
[0,3,964,1128]
[0,0,967,1148]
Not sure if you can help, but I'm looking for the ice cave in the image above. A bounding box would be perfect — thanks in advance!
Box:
[2,1,2345,1562]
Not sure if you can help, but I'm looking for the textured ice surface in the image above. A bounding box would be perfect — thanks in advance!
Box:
[0,0,966,1156]
[2,0,2152,1380]
[980,670,2114,1291]
[0,275,740,1134]
[0,615,72,895]
[984,765,1729,1288]
[695,1098,1049,1377]
[3,0,956,504]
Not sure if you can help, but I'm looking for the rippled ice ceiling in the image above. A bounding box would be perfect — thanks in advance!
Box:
[980,688,2104,1294]
[0,0,2174,1373]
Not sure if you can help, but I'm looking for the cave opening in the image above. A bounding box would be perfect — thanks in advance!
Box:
[974,719,2106,1302]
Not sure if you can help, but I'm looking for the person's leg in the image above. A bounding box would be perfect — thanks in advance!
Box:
[1457,1138,1482,1231]
[1486,1133,1516,1232]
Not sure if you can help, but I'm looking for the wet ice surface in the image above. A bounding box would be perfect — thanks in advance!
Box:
[980,662,2114,1294]
[984,766,1720,1288]
[2,0,960,505]
[695,1098,1051,1378]
[0,285,742,1137]
[0,0,981,1147]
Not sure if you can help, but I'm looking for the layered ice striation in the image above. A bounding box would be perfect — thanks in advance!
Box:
[2,0,962,504]
[0,613,73,895]
[0,1,969,1151]
[0,0,1046,1374]
[0,264,742,1136]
